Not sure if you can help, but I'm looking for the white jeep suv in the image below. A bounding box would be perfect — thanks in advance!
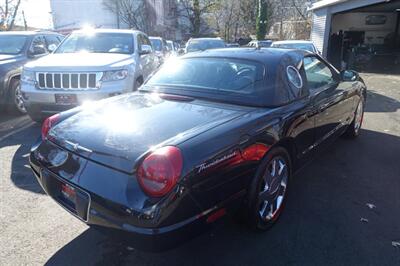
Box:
[21,29,158,122]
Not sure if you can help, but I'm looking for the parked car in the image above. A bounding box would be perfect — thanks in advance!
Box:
[149,37,169,64]
[0,31,63,114]
[166,40,178,56]
[271,40,320,54]
[30,48,366,251]
[21,29,158,122]
[184,38,226,53]
[247,40,273,48]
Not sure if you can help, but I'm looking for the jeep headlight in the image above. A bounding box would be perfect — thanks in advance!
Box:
[102,69,129,82]
[21,69,35,85]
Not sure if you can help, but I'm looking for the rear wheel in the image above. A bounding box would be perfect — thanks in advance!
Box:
[344,96,364,138]
[246,147,291,230]
[7,79,27,114]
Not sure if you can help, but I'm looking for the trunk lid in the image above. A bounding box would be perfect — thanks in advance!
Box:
[49,92,250,173]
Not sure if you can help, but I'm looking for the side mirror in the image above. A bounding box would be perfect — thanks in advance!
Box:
[48,44,58,52]
[341,70,358,81]
[178,48,185,55]
[30,45,47,56]
[139,44,152,55]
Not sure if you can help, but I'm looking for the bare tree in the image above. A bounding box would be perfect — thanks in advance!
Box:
[177,0,216,37]
[103,0,150,32]
[0,0,21,31]
[267,0,313,40]
[209,0,257,42]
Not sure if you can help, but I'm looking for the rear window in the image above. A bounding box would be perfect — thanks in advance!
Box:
[143,57,267,106]
[273,43,314,53]
[186,39,225,52]
[150,39,162,51]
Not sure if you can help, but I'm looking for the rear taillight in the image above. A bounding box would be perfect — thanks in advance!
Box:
[41,114,60,140]
[137,146,183,197]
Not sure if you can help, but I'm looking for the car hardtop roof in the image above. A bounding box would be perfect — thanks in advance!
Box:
[72,28,143,35]
[149,36,164,40]
[182,47,307,65]
[273,40,314,44]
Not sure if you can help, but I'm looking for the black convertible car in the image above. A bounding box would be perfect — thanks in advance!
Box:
[30,48,366,251]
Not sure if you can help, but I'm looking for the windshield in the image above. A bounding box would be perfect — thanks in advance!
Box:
[143,57,266,106]
[150,39,162,51]
[186,39,225,52]
[0,35,27,55]
[273,43,314,52]
[55,32,134,54]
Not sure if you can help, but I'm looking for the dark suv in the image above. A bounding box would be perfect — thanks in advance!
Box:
[0,31,64,114]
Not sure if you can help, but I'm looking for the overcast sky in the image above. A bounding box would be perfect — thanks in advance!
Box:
[17,0,53,29]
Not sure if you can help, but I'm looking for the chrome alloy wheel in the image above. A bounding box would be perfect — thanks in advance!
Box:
[14,83,27,113]
[354,100,364,133]
[258,156,288,221]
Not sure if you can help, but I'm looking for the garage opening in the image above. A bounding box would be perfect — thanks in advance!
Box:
[327,0,400,74]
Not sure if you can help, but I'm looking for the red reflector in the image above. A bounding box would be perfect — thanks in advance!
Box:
[242,143,269,161]
[206,208,226,223]
[41,113,60,140]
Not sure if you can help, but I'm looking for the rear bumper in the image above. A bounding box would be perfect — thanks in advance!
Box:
[29,151,214,251]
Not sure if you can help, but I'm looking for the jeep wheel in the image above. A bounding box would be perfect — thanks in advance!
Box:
[8,79,27,114]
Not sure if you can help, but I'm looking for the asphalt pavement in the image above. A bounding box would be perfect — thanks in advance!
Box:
[0,73,399,266]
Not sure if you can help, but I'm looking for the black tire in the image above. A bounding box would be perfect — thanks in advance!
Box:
[134,77,143,91]
[343,96,365,139]
[246,146,291,231]
[7,79,27,115]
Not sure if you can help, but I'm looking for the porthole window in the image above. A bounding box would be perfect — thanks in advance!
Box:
[286,65,303,89]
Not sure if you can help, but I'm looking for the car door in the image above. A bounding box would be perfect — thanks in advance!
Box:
[304,56,354,149]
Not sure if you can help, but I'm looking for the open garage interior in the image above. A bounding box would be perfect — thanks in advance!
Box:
[327,0,400,73]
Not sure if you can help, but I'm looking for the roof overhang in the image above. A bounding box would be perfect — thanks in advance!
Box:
[309,0,349,11]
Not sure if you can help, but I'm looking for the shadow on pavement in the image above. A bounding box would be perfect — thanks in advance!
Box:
[365,91,400,113]
[45,129,400,266]
[1,122,44,194]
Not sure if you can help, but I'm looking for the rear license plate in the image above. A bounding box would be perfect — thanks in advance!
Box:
[55,94,77,105]
[40,169,90,221]
[61,183,76,205]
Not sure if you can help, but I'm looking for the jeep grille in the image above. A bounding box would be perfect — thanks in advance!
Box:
[36,72,103,90]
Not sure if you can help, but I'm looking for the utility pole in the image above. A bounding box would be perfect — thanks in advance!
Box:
[22,10,27,30]
[116,0,120,29]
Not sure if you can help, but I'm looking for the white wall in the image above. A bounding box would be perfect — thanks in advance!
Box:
[331,12,397,44]
[50,0,118,30]
[311,8,331,56]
